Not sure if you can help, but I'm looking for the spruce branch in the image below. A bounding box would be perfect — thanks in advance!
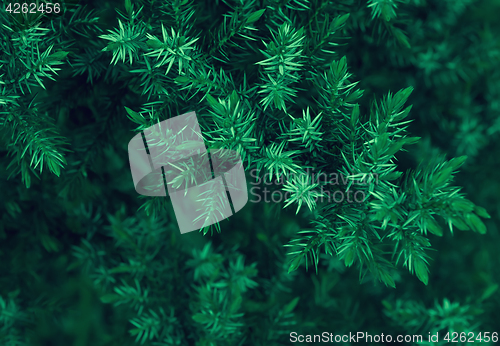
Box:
[1,99,69,186]
[255,141,301,182]
[285,227,337,274]
[204,91,259,165]
[282,172,324,214]
[285,107,323,150]
[129,308,164,344]
[257,23,305,112]
[205,0,263,60]
[367,0,400,21]
[307,13,350,66]
[145,24,200,75]
[101,278,150,316]
[100,19,147,65]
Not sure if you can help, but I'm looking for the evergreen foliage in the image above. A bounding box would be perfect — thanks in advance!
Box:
[0,0,499,345]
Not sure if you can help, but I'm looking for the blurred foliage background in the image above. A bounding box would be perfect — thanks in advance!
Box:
[0,0,499,345]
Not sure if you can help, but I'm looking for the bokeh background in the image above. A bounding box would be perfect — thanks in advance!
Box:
[0,0,499,345]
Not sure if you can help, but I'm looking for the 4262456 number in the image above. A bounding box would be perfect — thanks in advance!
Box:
[444,332,498,343]
[5,2,61,14]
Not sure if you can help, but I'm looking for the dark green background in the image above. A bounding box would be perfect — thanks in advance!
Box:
[0,0,499,345]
